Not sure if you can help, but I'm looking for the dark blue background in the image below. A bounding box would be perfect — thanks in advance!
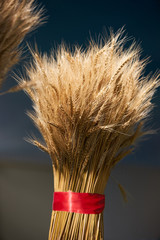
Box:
[0,0,160,165]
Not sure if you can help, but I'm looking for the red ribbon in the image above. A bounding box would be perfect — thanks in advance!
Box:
[53,191,105,214]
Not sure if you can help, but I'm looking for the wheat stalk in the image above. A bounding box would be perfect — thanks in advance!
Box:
[20,29,159,239]
[0,0,44,87]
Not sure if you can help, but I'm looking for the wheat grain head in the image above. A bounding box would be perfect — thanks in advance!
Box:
[0,0,44,87]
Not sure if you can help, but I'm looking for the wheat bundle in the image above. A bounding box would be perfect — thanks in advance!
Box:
[19,30,159,239]
[0,0,43,87]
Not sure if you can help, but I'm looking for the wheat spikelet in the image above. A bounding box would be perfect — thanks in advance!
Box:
[20,29,159,239]
[0,0,44,87]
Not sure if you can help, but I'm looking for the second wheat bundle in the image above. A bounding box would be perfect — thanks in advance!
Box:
[20,30,159,239]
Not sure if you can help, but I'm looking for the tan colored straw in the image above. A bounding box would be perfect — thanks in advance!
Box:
[18,29,159,239]
[0,0,43,87]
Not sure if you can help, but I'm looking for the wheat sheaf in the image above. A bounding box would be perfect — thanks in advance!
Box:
[18,29,159,240]
[0,0,43,87]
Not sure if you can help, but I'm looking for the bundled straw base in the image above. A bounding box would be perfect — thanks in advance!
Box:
[49,211,104,240]
[48,167,110,239]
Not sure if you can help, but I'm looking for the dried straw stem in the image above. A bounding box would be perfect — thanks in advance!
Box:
[0,0,43,87]
[20,29,159,239]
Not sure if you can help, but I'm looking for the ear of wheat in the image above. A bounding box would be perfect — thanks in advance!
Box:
[19,29,159,239]
[0,0,43,87]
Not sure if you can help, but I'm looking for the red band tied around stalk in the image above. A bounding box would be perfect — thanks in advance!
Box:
[53,191,105,214]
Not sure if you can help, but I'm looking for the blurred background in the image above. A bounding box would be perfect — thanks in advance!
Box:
[0,0,160,239]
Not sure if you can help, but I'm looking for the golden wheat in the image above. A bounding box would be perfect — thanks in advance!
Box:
[19,29,159,239]
[0,0,43,87]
